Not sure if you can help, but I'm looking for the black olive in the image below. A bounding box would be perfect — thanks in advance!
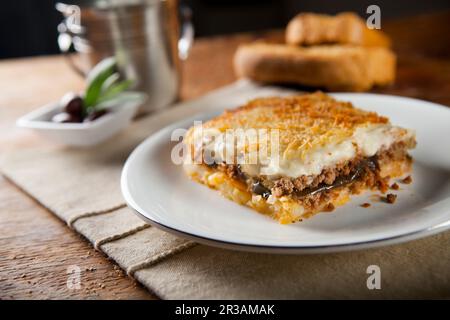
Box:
[251,181,271,199]
[61,93,84,117]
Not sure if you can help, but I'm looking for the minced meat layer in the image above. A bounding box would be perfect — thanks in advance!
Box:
[208,141,412,200]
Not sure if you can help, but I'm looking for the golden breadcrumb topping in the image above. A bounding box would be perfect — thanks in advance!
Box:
[185,92,389,160]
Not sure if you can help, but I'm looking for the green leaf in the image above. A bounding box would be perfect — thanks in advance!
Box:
[98,79,133,104]
[95,92,147,110]
[84,57,117,108]
[100,72,120,93]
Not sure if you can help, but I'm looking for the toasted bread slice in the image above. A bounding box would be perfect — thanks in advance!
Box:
[233,43,396,91]
[286,12,391,47]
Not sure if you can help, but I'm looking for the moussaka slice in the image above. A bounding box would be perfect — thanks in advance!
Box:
[183,92,415,224]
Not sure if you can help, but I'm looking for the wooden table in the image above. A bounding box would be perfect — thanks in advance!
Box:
[1,12,449,299]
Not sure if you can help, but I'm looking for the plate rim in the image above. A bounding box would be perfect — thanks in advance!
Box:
[126,205,450,254]
[121,92,450,254]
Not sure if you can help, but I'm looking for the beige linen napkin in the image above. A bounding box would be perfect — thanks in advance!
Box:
[136,232,450,299]
[2,80,449,299]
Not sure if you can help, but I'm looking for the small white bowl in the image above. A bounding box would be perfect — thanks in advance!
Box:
[16,92,146,147]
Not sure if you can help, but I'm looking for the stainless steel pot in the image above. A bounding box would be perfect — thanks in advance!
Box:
[56,0,194,113]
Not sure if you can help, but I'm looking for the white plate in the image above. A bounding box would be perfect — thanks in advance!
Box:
[121,93,450,253]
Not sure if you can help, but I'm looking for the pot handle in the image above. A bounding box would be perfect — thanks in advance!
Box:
[178,5,194,60]
[56,2,87,77]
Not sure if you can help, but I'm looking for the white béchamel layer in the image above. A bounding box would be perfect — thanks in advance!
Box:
[192,124,414,178]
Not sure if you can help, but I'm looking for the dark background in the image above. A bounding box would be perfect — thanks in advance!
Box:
[1,0,449,59]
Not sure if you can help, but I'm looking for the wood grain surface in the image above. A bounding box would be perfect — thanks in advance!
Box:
[1,11,449,299]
